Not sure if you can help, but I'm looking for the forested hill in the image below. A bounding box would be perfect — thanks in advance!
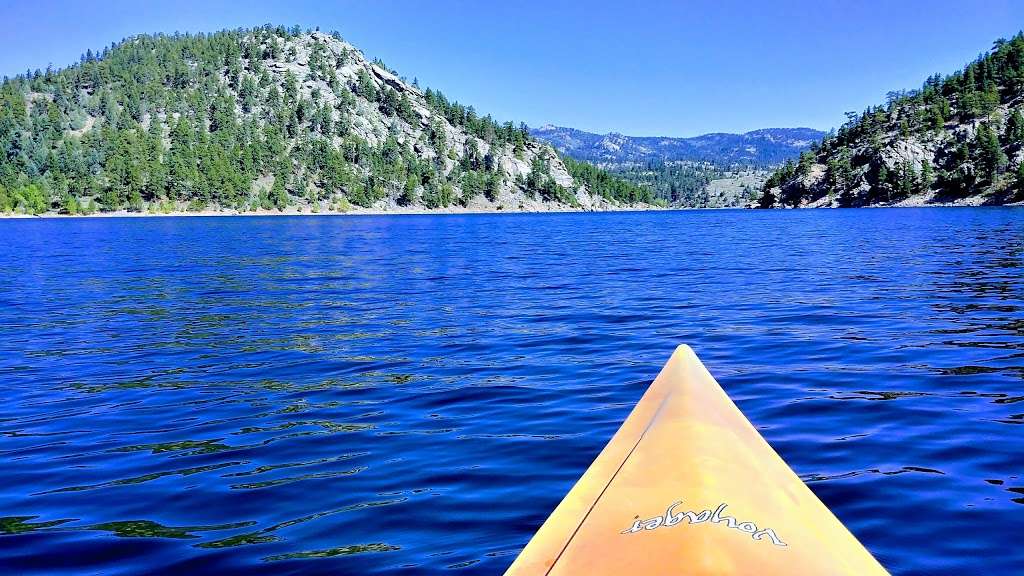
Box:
[531,126,823,166]
[0,26,652,216]
[528,126,821,209]
[759,33,1024,208]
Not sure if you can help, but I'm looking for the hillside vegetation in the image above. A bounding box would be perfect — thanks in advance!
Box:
[0,26,651,215]
[759,33,1024,208]
[599,161,765,207]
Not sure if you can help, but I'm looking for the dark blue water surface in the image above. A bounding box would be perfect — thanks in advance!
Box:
[1,209,1022,575]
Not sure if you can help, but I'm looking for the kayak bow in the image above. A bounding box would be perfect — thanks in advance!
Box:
[505,345,888,575]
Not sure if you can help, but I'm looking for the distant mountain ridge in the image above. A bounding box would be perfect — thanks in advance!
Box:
[531,125,824,166]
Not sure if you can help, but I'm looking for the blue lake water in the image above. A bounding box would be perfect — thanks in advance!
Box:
[0,209,1022,575]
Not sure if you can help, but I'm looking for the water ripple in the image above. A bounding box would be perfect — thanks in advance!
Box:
[0,209,1022,575]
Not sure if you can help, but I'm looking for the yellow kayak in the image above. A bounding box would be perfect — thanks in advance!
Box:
[504,345,888,575]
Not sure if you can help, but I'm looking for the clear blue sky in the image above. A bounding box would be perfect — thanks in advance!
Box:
[2,0,1023,136]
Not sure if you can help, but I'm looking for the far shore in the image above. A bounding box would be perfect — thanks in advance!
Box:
[0,204,673,219]
[2,200,1021,219]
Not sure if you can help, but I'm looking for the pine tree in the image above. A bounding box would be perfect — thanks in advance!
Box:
[270,173,288,210]
[1015,162,1024,199]
[398,174,418,206]
[893,161,917,201]
[930,105,945,132]
[1005,109,1024,144]
[920,161,934,191]
[975,123,1007,180]
[239,75,258,113]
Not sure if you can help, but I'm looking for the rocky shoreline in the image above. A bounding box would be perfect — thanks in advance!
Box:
[7,200,1022,219]
[0,203,666,219]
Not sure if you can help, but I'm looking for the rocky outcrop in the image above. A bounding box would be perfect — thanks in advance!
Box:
[759,34,1024,208]
[247,32,636,211]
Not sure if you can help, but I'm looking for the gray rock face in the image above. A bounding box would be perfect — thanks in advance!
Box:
[250,32,618,210]
[763,130,966,208]
[878,140,932,173]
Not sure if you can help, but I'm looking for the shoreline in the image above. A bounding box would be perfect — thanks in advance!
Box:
[0,204,672,220]
[2,202,1022,220]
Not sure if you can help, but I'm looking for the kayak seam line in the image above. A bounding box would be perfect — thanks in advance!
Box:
[544,391,672,575]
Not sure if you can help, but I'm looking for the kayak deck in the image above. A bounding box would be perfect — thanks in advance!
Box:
[504,345,888,575]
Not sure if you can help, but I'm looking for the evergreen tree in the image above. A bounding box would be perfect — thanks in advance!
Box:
[894,161,917,200]
[398,173,418,206]
[1015,162,1024,199]
[270,173,288,210]
[1005,110,1024,144]
[975,123,1007,180]
[920,161,934,191]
